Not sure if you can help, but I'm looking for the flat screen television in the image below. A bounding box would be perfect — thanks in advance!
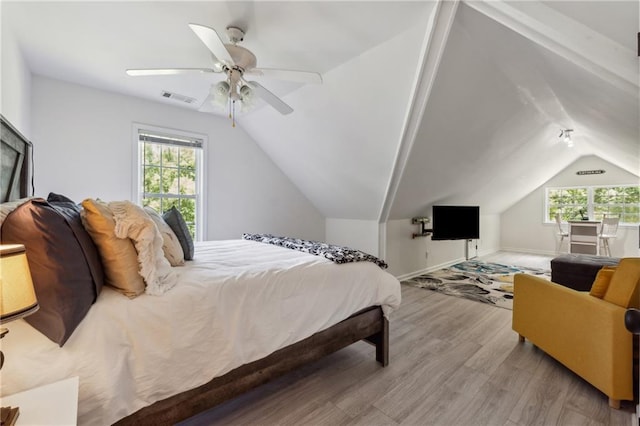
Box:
[431,205,480,240]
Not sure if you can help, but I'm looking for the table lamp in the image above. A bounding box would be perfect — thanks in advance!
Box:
[0,244,39,425]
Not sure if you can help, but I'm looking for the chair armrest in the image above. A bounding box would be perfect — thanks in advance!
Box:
[625,309,640,334]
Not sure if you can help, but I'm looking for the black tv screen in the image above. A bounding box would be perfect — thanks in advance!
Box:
[432,205,480,240]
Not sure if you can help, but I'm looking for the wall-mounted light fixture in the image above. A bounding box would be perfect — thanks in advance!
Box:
[559,129,574,147]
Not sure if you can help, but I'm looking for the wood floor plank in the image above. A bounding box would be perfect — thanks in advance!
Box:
[450,380,524,425]
[372,339,482,422]
[398,365,490,425]
[507,349,572,425]
[348,406,399,425]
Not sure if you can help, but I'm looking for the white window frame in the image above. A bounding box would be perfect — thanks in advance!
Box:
[132,123,207,241]
[544,184,639,226]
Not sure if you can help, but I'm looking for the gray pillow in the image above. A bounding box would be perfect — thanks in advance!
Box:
[162,206,194,260]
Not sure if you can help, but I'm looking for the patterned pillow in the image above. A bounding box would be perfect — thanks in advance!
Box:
[81,199,145,298]
[144,206,185,266]
[163,206,194,260]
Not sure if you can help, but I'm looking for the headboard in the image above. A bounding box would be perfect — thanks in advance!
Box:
[1,115,32,202]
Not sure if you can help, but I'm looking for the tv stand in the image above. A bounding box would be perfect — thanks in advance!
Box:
[465,239,477,260]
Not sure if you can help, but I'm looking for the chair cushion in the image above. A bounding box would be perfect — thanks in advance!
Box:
[589,266,616,299]
[603,258,640,308]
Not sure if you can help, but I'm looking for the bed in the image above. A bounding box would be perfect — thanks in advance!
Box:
[0,116,401,425]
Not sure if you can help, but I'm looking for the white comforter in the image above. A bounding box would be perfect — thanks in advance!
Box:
[1,240,401,425]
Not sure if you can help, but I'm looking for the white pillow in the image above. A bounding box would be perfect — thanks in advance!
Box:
[143,206,185,266]
[108,200,177,295]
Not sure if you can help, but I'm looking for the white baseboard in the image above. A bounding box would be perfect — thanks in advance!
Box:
[396,257,466,282]
[499,247,559,257]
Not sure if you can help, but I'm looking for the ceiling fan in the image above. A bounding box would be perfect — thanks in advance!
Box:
[126,24,323,123]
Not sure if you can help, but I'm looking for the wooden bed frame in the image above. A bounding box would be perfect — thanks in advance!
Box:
[0,115,391,425]
[116,307,388,425]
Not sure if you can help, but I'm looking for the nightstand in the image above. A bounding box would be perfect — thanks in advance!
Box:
[1,376,79,425]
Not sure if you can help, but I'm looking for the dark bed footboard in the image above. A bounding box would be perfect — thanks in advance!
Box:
[115,306,388,425]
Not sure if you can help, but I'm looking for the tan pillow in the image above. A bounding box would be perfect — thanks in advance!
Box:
[589,266,616,299]
[603,258,640,308]
[81,199,145,298]
[144,207,185,266]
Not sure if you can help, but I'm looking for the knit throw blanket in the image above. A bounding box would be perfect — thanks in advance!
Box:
[242,233,388,269]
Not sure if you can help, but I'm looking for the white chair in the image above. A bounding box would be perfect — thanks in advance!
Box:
[555,213,569,253]
[599,215,619,257]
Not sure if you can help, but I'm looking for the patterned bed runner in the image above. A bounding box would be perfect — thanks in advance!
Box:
[242,233,388,269]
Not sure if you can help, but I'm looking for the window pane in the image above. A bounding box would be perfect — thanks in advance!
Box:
[162,146,179,167]
[179,168,196,195]
[566,188,587,204]
[162,168,179,194]
[180,198,196,224]
[548,189,563,204]
[163,198,180,213]
[179,147,196,168]
[144,143,161,166]
[144,198,162,212]
[625,186,639,203]
[624,205,639,224]
[143,166,161,193]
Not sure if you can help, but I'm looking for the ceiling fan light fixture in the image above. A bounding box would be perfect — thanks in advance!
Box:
[239,85,256,112]
[209,81,231,109]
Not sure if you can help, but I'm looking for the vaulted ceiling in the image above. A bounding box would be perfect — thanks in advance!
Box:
[2,1,638,221]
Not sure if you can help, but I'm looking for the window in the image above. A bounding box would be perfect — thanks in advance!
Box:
[545,185,639,225]
[134,124,205,240]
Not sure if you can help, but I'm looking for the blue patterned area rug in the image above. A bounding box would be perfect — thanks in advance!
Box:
[402,260,550,310]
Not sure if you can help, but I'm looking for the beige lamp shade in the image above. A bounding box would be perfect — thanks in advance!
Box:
[0,244,39,323]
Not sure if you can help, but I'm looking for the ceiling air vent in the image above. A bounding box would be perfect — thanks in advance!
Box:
[160,90,197,104]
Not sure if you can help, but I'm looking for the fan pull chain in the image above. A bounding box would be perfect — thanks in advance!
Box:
[232,100,236,128]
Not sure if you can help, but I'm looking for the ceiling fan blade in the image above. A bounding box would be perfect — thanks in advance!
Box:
[188,23,235,67]
[245,81,293,115]
[246,68,322,84]
[126,68,217,76]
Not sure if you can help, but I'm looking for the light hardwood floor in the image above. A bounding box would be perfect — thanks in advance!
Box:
[181,252,635,426]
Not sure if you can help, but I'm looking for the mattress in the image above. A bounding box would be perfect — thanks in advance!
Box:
[1,239,401,425]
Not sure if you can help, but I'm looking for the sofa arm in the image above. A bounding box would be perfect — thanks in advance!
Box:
[513,273,633,402]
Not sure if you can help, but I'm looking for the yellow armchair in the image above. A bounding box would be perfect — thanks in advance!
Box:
[513,258,640,408]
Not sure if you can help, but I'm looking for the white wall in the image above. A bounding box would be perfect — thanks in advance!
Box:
[1,17,32,137]
[501,155,639,257]
[385,213,501,279]
[30,76,325,241]
[325,219,379,256]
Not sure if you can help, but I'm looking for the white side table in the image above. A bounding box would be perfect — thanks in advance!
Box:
[1,376,79,425]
